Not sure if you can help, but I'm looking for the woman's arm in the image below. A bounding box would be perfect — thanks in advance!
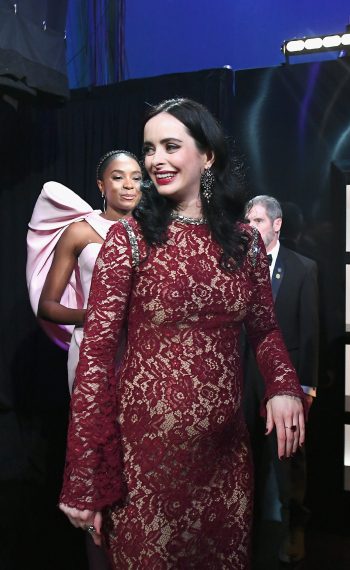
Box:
[243,227,305,458]
[38,222,93,326]
[60,220,136,513]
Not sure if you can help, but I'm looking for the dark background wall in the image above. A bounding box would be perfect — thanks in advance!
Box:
[233,58,350,536]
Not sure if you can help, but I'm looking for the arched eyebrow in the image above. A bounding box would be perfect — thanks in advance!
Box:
[143,137,183,146]
[110,169,141,175]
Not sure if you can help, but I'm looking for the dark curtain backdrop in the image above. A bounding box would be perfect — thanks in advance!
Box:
[232,58,350,538]
[0,67,234,570]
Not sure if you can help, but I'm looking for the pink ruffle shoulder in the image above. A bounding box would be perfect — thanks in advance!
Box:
[26,181,100,350]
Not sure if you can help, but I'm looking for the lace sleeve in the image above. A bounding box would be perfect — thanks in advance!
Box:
[243,227,305,406]
[60,220,137,511]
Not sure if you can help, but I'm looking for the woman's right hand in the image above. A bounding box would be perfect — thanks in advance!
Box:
[59,503,103,546]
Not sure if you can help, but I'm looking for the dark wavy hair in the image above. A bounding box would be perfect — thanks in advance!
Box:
[133,98,249,269]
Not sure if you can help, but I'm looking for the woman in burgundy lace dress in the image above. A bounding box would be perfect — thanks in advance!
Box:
[59,98,305,569]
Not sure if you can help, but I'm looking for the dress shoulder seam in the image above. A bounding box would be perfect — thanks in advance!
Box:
[250,227,260,267]
[119,218,140,267]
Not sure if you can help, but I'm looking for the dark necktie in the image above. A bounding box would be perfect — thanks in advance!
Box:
[267,254,272,266]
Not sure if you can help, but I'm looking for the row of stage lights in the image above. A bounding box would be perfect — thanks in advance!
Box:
[281,28,350,62]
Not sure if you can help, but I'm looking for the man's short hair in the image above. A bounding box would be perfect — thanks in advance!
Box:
[245,195,283,222]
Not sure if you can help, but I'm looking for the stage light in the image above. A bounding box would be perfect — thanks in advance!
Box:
[322,35,341,48]
[304,37,323,50]
[281,28,350,62]
[286,40,305,53]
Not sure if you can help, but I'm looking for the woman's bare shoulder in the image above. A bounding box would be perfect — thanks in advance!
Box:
[58,220,101,252]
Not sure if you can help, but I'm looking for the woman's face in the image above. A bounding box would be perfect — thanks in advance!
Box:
[97,154,142,217]
[143,112,213,202]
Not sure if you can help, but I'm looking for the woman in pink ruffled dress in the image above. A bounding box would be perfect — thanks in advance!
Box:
[27,150,142,393]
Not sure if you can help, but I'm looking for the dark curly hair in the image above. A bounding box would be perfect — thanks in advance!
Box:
[133,98,249,269]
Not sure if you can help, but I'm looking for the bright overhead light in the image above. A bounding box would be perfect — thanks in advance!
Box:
[304,38,323,50]
[286,40,305,53]
[322,35,341,48]
[281,27,350,61]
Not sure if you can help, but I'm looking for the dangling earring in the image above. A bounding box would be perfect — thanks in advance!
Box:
[200,167,214,203]
[101,193,106,213]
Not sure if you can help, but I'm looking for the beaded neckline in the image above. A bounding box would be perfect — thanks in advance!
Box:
[170,212,207,225]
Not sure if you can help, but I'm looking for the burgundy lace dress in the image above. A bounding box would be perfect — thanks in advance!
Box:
[60,216,304,569]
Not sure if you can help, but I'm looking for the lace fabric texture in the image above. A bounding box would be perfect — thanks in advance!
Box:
[60,219,303,569]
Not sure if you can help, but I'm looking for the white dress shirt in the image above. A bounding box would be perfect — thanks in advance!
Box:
[268,241,280,279]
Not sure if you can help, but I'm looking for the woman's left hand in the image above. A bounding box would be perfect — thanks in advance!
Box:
[265,394,305,459]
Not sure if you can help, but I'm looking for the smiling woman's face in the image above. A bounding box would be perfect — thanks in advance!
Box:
[143,112,212,203]
[97,154,142,216]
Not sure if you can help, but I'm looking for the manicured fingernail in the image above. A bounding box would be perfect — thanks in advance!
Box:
[279,455,285,460]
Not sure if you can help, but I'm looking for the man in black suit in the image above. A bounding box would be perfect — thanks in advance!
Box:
[244,195,319,567]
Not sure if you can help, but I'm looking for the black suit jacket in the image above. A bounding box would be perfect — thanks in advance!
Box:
[271,245,319,388]
[243,244,319,438]
[244,244,319,408]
